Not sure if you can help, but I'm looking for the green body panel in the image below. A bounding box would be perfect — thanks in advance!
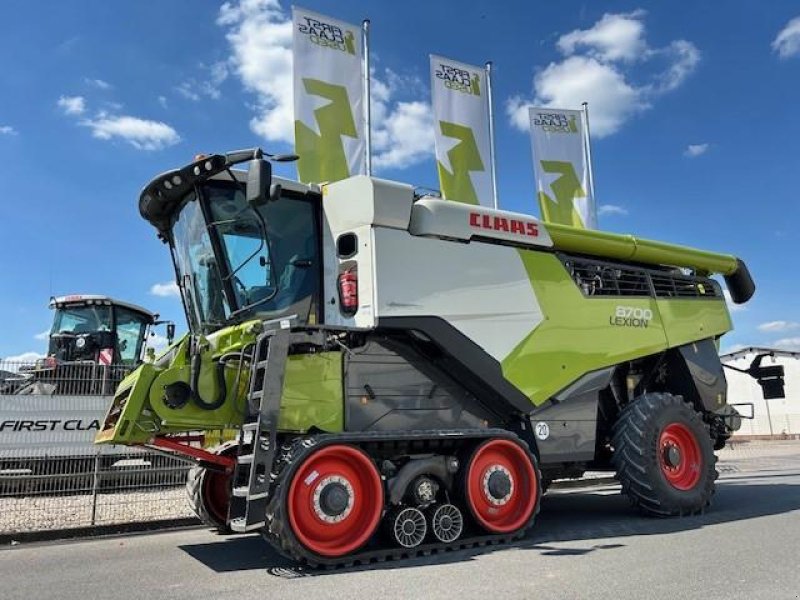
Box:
[278,352,343,433]
[657,298,732,348]
[545,223,739,276]
[501,250,732,406]
[96,316,345,444]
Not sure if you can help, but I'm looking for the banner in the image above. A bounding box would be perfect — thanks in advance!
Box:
[293,7,364,184]
[528,107,596,229]
[430,55,493,207]
[0,394,124,457]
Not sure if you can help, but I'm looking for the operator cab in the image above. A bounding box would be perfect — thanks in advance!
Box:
[139,151,322,334]
[48,295,157,366]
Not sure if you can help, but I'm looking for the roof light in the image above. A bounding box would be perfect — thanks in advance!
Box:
[171,175,182,186]
[163,180,173,190]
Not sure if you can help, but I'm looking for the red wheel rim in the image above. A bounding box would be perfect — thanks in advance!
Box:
[202,469,232,525]
[465,439,537,534]
[659,423,702,491]
[287,445,383,557]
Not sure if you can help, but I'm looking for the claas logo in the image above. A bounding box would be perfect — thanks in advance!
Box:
[469,212,539,237]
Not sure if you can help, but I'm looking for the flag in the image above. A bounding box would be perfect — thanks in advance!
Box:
[528,107,596,229]
[430,55,493,207]
[293,7,364,183]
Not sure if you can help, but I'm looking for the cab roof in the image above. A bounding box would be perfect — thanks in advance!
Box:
[50,295,158,322]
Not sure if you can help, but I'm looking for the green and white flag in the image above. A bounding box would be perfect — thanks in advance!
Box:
[430,55,492,207]
[293,7,364,184]
[528,107,596,229]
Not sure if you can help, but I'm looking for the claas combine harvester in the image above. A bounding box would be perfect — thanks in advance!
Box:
[96,149,780,566]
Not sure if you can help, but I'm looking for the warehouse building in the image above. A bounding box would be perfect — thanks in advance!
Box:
[721,347,800,437]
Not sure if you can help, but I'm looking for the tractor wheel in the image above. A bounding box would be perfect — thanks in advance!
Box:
[463,437,540,534]
[186,441,238,534]
[612,392,717,517]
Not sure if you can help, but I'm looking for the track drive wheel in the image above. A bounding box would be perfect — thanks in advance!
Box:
[464,437,540,535]
[612,392,717,516]
[286,444,383,558]
[186,441,238,534]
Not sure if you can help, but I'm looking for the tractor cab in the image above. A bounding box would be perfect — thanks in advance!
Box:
[47,295,157,366]
[15,295,170,395]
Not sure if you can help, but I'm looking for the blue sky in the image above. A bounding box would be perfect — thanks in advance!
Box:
[1,0,799,360]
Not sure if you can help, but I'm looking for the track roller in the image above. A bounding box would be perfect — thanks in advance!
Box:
[429,503,463,543]
[391,507,427,548]
[286,444,384,557]
[464,437,539,534]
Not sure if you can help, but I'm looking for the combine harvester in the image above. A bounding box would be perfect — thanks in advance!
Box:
[96,149,780,566]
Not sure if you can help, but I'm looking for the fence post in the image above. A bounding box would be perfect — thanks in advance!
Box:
[90,451,101,526]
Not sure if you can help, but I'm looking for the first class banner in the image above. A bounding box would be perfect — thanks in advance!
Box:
[528,107,596,229]
[430,55,493,207]
[293,7,365,184]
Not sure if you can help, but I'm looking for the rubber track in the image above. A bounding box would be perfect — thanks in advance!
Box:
[186,440,239,534]
[611,392,718,517]
[261,429,542,568]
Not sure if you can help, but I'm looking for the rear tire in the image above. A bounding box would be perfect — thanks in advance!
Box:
[612,392,717,517]
[186,441,238,534]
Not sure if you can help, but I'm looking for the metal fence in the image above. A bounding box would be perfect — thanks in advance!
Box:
[0,360,201,537]
[0,450,195,536]
[0,359,133,396]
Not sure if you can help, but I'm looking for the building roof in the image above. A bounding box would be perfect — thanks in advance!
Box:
[721,346,800,361]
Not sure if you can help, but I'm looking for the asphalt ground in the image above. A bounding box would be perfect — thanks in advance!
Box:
[2,441,799,600]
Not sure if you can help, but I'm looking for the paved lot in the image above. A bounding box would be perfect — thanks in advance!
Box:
[2,442,799,600]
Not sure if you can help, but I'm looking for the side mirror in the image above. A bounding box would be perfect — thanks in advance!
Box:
[166,322,176,345]
[747,354,786,400]
[246,158,272,206]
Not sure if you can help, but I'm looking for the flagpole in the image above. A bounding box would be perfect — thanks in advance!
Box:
[581,101,596,227]
[362,19,372,177]
[485,61,499,210]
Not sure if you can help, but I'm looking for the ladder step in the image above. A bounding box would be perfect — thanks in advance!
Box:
[229,518,266,533]
[242,422,259,433]
[232,486,269,500]
[237,454,254,465]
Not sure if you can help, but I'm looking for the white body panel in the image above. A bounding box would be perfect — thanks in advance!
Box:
[320,175,546,352]
[410,197,553,248]
[372,228,543,361]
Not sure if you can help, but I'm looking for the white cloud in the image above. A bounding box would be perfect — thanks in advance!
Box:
[597,204,628,216]
[0,125,17,135]
[150,281,181,298]
[758,320,800,333]
[34,329,50,341]
[58,95,179,151]
[507,10,699,138]
[81,115,180,150]
[218,0,433,171]
[57,95,86,115]
[217,0,294,143]
[2,351,44,369]
[723,288,746,312]
[85,78,112,90]
[684,143,709,157]
[146,334,170,353]
[176,61,229,102]
[772,16,800,59]
[557,10,647,62]
[158,95,168,109]
[774,337,800,351]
